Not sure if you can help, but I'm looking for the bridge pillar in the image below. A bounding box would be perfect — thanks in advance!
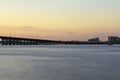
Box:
[1,38,5,45]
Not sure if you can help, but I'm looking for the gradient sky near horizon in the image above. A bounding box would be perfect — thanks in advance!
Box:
[0,0,120,40]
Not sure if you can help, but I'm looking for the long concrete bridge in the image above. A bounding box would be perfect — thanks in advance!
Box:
[0,36,66,45]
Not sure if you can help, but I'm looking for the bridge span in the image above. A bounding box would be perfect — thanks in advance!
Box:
[0,36,65,45]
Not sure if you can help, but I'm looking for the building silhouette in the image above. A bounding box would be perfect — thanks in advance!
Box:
[108,36,120,44]
[88,37,100,43]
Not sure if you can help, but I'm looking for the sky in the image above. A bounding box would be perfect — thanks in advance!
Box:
[0,0,120,41]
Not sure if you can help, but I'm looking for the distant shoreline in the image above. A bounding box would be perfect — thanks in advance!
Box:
[0,36,120,45]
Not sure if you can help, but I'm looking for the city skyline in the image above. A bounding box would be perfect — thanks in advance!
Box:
[0,0,120,40]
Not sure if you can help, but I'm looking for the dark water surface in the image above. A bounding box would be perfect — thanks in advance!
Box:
[0,45,120,80]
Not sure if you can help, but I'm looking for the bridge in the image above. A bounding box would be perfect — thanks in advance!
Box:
[0,36,109,45]
[0,36,66,45]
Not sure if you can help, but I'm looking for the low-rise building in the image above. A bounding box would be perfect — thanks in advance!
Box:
[88,37,100,42]
[108,36,120,44]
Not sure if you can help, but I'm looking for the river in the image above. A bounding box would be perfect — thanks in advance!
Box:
[0,45,120,80]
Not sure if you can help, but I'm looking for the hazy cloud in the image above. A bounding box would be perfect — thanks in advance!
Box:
[22,26,33,29]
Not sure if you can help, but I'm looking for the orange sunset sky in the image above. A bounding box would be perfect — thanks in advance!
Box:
[0,0,120,41]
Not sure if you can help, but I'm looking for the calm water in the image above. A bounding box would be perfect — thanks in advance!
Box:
[0,45,120,80]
